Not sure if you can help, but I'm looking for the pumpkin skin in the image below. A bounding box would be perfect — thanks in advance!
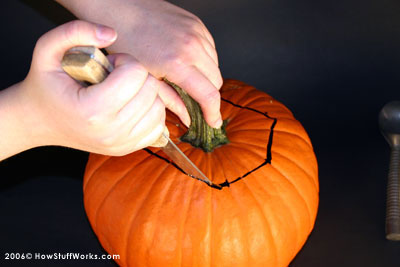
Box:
[83,79,319,267]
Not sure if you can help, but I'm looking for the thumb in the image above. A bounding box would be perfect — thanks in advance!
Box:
[32,20,117,72]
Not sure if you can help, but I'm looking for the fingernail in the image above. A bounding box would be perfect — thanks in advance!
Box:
[213,117,223,128]
[96,24,117,42]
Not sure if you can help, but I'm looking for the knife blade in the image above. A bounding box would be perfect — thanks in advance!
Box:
[62,46,220,189]
[161,132,222,188]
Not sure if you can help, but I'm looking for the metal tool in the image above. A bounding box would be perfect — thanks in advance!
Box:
[61,46,219,188]
[379,101,400,241]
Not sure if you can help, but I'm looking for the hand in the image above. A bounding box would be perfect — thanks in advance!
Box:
[20,20,170,156]
[56,0,223,128]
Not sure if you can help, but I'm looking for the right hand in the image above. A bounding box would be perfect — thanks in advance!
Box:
[21,20,178,155]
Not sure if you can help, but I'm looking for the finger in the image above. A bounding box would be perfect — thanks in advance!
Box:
[193,47,223,90]
[127,96,166,151]
[116,74,160,130]
[176,34,221,89]
[168,67,222,128]
[191,15,216,48]
[33,20,117,72]
[158,81,191,127]
[202,27,216,49]
[199,35,219,67]
[187,22,218,65]
[81,53,148,112]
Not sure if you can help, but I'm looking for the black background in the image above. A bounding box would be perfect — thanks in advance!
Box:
[1,0,400,266]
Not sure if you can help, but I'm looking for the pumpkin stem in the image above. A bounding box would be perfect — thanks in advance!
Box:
[164,78,229,152]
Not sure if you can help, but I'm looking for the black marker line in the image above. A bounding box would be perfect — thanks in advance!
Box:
[144,97,277,190]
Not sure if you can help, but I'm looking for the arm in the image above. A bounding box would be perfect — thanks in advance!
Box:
[55,0,223,128]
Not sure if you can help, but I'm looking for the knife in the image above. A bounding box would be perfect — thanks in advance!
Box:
[61,46,221,189]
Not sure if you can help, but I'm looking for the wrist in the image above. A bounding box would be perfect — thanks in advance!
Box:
[0,82,45,159]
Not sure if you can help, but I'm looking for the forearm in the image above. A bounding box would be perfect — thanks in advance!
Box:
[0,83,43,161]
[55,0,140,36]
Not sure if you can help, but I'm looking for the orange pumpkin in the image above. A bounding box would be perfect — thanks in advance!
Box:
[83,79,319,267]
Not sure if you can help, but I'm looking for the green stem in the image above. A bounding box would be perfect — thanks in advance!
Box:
[164,78,229,152]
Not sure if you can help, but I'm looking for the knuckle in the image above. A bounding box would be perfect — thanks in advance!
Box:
[215,75,224,89]
[191,15,202,24]
[123,62,148,80]
[86,116,104,132]
[166,53,185,68]
[181,32,200,47]
[63,20,83,45]
[164,35,200,66]
[154,98,166,116]
[202,89,221,105]
[153,125,166,142]
[99,135,117,148]
[111,150,130,157]
[186,15,203,29]
[104,146,128,157]
[144,75,161,93]
[146,124,166,148]
[84,108,106,128]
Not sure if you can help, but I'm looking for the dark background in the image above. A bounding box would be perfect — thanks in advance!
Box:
[1,0,400,266]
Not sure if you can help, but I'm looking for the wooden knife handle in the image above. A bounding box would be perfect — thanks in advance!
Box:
[62,46,168,147]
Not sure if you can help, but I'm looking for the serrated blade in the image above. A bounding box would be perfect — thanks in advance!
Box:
[161,133,221,189]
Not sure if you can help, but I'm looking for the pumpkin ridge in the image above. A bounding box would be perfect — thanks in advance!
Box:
[143,148,221,188]
[144,148,189,176]
[221,97,271,118]
[223,146,269,184]
[122,159,173,264]
[177,170,197,267]
[212,147,269,265]
[250,166,301,264]
[237,97,277,114]
[226,128,273,134]
[212,145,231,186]
[83,156,109,197]
[228,180,252,265]
[125,161,177,265]
[221,86,277,112]
[92,153,156,230]
[268,155,317,226]
[227,133,271,147]
[228,142,267,157]
[271,149,318,192]
[225,158,280,265]
[272,130,313,149]
[83,155,111,191]
[207,171,213,267]
[267,163,313,233]
[84,155,124,198]
[240,174,279,266]
[273,118,313,146]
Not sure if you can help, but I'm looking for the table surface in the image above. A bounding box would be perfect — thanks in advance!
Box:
[1,0,400,266]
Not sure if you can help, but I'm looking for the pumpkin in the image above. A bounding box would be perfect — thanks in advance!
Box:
[83,79,319,267]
